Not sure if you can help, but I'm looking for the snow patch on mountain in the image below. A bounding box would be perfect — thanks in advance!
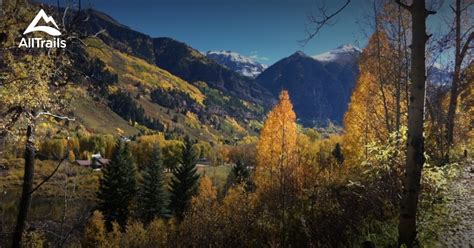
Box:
[312,44,362,64]
[206,50,268,78]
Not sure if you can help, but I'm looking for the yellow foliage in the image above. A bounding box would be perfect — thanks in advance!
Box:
[68,150,75,162]
[455,63,473,148]
[23,230,45,248]
[344,31,408,165]
[123,221,147,248]
[147,219,170,247]
[105,222,122,248]
[85,38,205,104]
[178,176,219,246]
[83,211,107,248]
[255,90,301,190]
[224,116,246,134]
[192,176,218,208]
[184,111,200,129]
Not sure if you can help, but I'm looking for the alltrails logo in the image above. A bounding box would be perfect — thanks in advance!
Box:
[19,9,66,48]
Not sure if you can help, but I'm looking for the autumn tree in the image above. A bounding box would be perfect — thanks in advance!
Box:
[169,136,200,219]
[138,143,168,224]
[256,90,299,186]
[0,1,85,245]
[178,176,219,246]
[453,63,473,146]
[97,140,137,228]
[445,0,473,150]
[122,221,148,248]
[255,90,300,244]
[83,211,107,248]
[344,29,410,164]
[131,134,182,171]
[378,1,412,138]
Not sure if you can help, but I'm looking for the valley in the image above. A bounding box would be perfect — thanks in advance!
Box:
[0,0,471,247]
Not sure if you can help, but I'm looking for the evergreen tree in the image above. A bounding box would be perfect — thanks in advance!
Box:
[331,143,344,165]
[97,140,137,228]
[226,160,250,186]
[224,159,253,193]
[138,144,168,223]
[231,160,250,185]
[169,136,200,219]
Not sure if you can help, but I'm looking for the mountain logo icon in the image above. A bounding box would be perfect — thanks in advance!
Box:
[24,9,61,36]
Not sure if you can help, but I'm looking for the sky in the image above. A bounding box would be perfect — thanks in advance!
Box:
[38,0,452,65]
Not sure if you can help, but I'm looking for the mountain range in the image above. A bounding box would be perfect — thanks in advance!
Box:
[205,46,361,125]
[205,51,268,78]
[59,7,363,141]
[257,46,361,126]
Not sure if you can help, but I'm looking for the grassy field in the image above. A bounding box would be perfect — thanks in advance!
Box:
[0,159,102,201]
[197,165,232,189]
[72,97,140,136]
[1,159,232,201]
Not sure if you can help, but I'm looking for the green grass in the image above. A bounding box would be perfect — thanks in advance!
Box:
[1,159,231,201]
[72,97,140,136]
[0,159,101,201]
[198,165,232,189]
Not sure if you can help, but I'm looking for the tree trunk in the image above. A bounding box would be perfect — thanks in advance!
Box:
[12,125,35,248]
[397,0,434,247]
[446,0,462,149]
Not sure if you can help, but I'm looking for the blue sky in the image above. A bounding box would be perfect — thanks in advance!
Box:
[40,0,451,65]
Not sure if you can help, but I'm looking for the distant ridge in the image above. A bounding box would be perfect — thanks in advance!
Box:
[257,45,361,126]
[206,50,268,78]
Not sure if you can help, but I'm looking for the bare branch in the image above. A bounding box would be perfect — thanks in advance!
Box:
[427,9,437,15]
[301,0,351,45]
[460,31,474,62]
[36,111,76,121]
[29,156,66,195]
[449,4,456,13]
[460,2,473,12]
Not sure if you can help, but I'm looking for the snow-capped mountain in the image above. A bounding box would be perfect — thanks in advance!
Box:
[206,50,268,78]
[312,44,362,64]
[257,49,360,126]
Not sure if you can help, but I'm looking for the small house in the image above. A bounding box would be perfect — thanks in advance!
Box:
[74,153,110,169]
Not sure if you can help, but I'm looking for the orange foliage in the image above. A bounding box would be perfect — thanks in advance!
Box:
[255,90,301,190]
[344,30,408,164]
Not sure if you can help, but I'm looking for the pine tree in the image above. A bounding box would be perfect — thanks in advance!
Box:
[138,144,168,224]
[97,140,137,228]
[224,159,254,194]
[331,143,344,165]
[169,136,200,219]
[226,160,251,187]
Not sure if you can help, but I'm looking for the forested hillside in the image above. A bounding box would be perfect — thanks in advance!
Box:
[0,0,472,247]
